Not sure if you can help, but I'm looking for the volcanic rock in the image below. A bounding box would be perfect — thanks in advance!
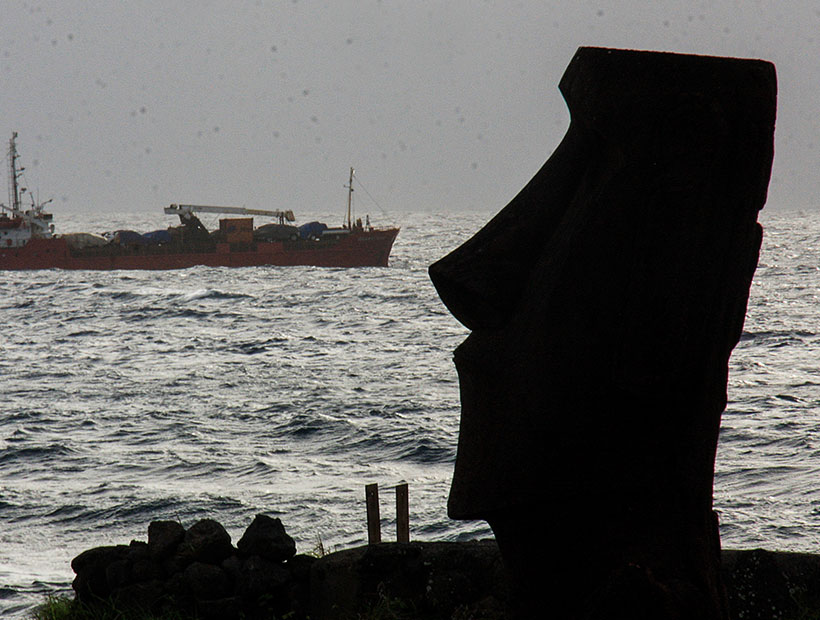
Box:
[147,520,185,560]
[182,518,234,564]
[237,513,296,562]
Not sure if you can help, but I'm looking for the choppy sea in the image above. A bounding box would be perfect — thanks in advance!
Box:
[2,208,820,617]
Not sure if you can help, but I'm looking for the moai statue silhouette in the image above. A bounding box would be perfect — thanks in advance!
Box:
[430,47,776,619]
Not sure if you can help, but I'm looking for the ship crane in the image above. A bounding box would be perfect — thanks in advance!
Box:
[165,204,295,224]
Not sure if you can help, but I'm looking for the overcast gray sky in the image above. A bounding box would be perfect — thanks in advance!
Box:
[2,1,817,218]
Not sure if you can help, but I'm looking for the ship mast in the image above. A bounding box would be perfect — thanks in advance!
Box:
[1,132,54,238]
[8,132,21,213]
[346,166,354,229]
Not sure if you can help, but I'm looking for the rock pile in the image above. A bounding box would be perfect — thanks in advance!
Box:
[69,515,513,619]
[68,518,820,619]
[71,514,313,619]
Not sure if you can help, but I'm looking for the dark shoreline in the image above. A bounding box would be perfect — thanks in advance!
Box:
[60,512,820,620]
[310,544,820,619]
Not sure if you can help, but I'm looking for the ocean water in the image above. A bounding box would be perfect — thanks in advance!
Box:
[1,208,820,617]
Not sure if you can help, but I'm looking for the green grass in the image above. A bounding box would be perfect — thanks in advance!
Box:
[30,595,190,620]
[32,592,502,620]
[30,596,76,620]
[354,592,417,620]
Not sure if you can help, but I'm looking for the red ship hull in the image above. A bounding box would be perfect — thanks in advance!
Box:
[0,228,399,270]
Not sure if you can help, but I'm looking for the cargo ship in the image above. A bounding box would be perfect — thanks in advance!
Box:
[0,133,399,270]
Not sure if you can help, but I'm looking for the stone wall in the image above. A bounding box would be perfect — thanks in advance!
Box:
[69,515,820,619]
[69,515,510,619]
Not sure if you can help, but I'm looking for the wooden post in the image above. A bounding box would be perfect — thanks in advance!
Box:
[396,483,409,543]
[365,483,381,544]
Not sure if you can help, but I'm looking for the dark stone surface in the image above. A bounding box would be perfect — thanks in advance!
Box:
[183,561,231,600]
[220,553,243,584]
[723,549,801,620]
[309,540,510,620]
[287,553,317,582]
[127,539,149,561]
[430,46,777,619]
[71,516,312,618]
[161,546,195,577]
[70,544,129,575]
[194,596,243,620]
[182,518,234,564]
[147,520,185,560]
[104,558,131,589]
[70,545,129,601]
[237,513,296,562]
[237,555,291,599]
[68,520,820,620]
[287,554,318,618]
[130,556,163,583]
[111,579,165,612]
